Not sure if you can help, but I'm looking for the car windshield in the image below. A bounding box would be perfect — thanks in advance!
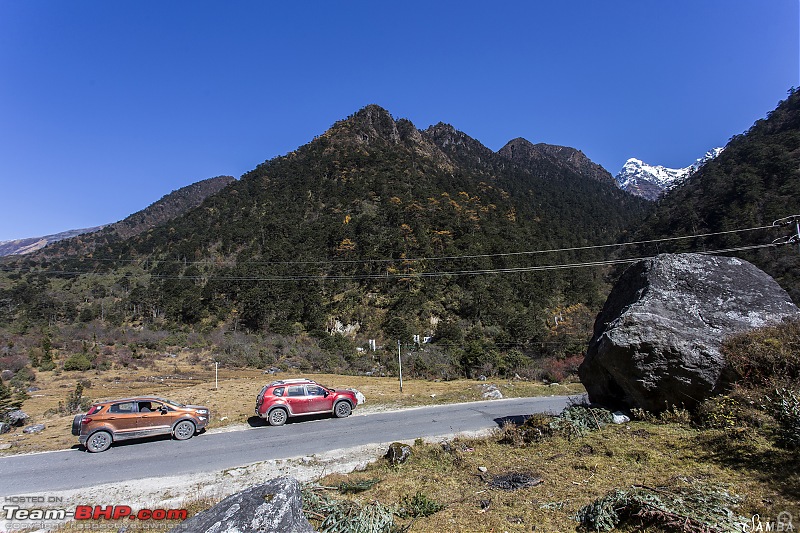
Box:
[159,398,185,408]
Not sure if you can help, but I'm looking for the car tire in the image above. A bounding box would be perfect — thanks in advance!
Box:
[334,401,352,418]
[71,414,84,436]
[268,408,288,426]
[173,420,196,441]
[86,431,112,453]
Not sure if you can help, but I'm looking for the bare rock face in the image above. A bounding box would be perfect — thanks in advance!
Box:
[170,476,314,533]
[579,253,799,412]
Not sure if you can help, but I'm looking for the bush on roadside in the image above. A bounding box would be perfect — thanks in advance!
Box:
[764,388,800,450]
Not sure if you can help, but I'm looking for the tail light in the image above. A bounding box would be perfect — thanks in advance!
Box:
[81,417,92,424]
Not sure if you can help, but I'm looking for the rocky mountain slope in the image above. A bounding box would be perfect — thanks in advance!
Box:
[0,226,106,257]
[498,138,617,186]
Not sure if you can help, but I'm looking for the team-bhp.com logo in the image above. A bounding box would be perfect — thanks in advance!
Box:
[3,498,187,530]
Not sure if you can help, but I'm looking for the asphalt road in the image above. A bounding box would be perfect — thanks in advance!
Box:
[0,395,580,496]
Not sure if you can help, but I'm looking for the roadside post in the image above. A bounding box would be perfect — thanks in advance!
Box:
[397,340,403,393]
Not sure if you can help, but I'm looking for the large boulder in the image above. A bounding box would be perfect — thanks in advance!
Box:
[579,253,799,412]
[170,476,314,533]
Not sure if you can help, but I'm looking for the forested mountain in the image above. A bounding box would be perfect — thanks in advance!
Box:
[634,88,800,303]
[0,105,649,369]
[497,138,617,187]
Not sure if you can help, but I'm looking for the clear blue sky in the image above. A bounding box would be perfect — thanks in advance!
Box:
[0,1,797,242]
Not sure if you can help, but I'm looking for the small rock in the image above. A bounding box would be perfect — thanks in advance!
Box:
[23,424,45,434]
[612,412,630,424]
[477,375,487,381]
[0,443,12,450]
[430,394,436,398]
[478,466,488,473]
[7,410,29,427]
[385,442,413,466]
[219,416,228,421]
[0,370,12,381]
[482,384,503,400]
[0,423,9,435]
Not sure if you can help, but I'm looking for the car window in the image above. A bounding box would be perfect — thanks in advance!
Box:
[272,387,285,397]
[307,386,325,396]
[109,402,135,414]
[87,405,102,415]
[287,386,305,397]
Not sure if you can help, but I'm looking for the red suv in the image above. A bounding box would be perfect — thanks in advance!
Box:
[255,378,359,426]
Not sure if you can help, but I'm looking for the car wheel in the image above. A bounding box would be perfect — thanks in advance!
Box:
[173,420,196,441]
[334,401,352,418]
[86,431,112,453]
[268,408,288,426]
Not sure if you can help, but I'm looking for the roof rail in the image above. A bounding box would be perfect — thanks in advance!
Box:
[268,378,314,386]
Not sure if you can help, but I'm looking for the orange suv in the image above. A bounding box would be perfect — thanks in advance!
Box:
[72,397,210,452]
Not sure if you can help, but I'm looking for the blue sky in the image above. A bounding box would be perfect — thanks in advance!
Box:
[0,1,797,242]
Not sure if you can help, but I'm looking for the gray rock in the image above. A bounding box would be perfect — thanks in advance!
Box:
[385,442,413,466]
[0,422,9,435]
[23,424,45,434]
[579,253,799,412]
[611,412,630,424]
[169,476,314,533]
[0,370,12,381]
[481,384,503,400]
[7,410,29,427]
[0,443,12,450]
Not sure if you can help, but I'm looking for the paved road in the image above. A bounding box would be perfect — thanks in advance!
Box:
[0,395,580,496]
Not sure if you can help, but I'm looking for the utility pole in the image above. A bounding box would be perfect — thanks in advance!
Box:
[397,340,403,393]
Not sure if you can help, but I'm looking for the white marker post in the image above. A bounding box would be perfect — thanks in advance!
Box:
[397,340,403,393]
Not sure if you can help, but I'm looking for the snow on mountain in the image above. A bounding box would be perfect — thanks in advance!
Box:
[615,148,724,201]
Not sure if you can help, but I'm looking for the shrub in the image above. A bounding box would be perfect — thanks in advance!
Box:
[58,382,92,414]
[723,318,800,387]
[398,491,445,518]
[63,353,92,371]
[764,388,800,450]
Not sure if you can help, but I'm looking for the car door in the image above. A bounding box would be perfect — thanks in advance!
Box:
[285,385,309,414]
[105,401,140,439]
[305,385,334,414]
[136,401,178,436]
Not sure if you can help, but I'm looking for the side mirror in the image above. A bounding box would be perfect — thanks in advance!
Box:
[160,407,168,414]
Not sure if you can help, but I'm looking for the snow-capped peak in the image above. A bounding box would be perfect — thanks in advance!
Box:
[615,147,724,201]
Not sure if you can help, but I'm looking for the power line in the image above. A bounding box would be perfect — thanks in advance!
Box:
[0,241,786,282]
[6,220,786,269]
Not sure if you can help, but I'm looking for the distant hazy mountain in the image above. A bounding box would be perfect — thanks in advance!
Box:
[2,175,235,257]
[615,148,724,200]
[0,226,106,257]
